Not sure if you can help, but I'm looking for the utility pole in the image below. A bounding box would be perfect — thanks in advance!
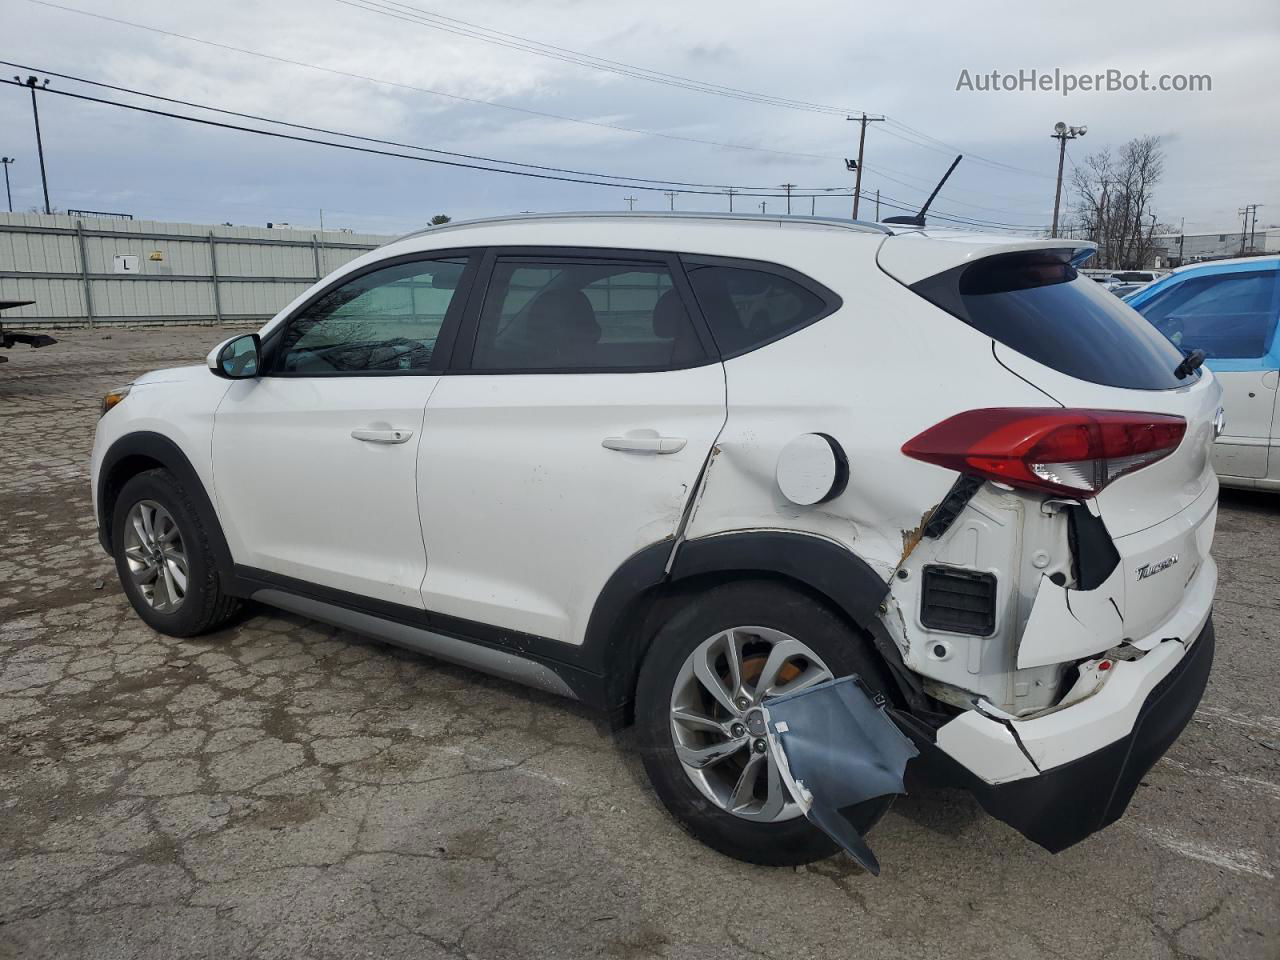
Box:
[16,76,52,215]
[1049,122,1086,238]
[780,183,796,215]
[845,113,884,219]
[1177,216,1184,266]
[0,157,13,213]
[664,191,678,211]
[759,201,767,214]
[623,196,637,211]
[1238,203,1262,253]
[725,188,737,212]
[810,195,815,216]
[875,189,880,220]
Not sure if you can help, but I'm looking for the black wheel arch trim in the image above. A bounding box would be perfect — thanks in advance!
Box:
[581,530,908,715]
[97,431,235,582]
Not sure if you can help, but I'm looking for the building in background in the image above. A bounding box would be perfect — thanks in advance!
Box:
[0,213,394,328]
[1151,227,1280,268]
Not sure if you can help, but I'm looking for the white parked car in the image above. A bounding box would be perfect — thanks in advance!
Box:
[92,213,1221,868]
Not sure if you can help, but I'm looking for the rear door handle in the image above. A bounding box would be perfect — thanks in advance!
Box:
[602,435,687,454]
[351,428,414,444]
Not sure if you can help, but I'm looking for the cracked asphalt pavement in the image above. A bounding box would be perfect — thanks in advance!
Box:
[2,326,1278,959]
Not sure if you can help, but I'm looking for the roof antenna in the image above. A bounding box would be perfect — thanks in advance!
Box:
[883,155,962,228]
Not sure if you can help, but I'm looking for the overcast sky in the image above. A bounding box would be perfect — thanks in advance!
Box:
[3,0,1276,236]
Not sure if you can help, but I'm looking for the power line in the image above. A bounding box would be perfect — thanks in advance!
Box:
[0,59,1051,229]
[878,119,1053,180]
[21,1,1053,219]
[0,76,1051,231]
[0,78,774,196]
[22,0,834,165]
[334,0,862,116]
[334,0,1054,180]
[0,59,832,193]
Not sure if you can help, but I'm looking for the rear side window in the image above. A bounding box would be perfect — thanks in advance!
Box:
[684,261,837,358]
[472,258,706,371]
[912,252,1188,390]
[1135,270,1279,360]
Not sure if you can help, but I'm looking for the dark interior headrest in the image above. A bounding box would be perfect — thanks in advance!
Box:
[652,289,688,338]
[527,289,600,345]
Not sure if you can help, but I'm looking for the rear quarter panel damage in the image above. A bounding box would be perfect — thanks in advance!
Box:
[683,260,1055,586]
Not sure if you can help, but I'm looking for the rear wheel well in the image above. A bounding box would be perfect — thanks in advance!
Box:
[607,569,893,727]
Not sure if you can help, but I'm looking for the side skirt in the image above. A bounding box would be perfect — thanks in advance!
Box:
[234,567,607,707]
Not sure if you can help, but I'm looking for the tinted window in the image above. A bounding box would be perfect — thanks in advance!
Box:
[685,264,831,357]
[1135,270,1279,360]
[279,259,467,373]
[913,252,1188,390]
[472,259,705,370]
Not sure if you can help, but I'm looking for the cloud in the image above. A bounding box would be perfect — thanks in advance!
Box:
[2,0,1275,234]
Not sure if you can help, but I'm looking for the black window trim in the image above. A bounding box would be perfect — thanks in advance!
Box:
[447,245,720,375]
[678,253,844,360]
[261,247,482,378]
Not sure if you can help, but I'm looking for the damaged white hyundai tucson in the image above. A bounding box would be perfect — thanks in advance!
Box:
[91,212,1221,871]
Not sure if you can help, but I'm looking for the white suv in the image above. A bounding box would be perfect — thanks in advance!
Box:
[92,212,1221,868]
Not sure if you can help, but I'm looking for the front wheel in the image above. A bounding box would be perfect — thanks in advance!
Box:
[634,580,894,866]
[112,468,239,637]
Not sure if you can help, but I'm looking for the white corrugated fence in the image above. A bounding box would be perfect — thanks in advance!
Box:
[0,213,395,328]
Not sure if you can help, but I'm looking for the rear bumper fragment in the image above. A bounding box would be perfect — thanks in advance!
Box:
[903,616,1214,852]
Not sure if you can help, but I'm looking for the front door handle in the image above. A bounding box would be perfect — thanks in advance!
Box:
[351,428,414,444]
[602,435,687,454]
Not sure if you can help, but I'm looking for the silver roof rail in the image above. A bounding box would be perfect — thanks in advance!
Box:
[387,210,893,246]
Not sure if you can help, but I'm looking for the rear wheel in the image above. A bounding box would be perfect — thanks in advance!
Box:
[112,468,239,637]
[635,580,894,866]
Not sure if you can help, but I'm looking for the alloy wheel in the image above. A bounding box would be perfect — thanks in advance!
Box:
[669,627,833,822]
[122,499,189,612]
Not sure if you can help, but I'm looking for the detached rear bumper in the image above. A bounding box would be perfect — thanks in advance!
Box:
[904,616,1215,852]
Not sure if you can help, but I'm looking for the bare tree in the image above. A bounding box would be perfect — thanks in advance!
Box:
[1066,135,1170,269]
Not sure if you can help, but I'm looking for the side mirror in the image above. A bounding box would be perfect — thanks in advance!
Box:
[207,333,262,379]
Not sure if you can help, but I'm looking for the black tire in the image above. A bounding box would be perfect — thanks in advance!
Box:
[635,579,894,867]
[112,468,239,637]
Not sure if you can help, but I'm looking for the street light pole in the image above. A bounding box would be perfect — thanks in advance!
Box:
[0,157,13,213]
[16,76,52,214]
[1050,122,1086,239]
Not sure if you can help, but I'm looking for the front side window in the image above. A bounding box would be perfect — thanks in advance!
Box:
[471,258,705,371]
[684,263,833,357]
[277,258,468,373]
[1136,270,1279,360]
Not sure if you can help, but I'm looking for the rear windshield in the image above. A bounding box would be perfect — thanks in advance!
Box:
[911,251,1189,390]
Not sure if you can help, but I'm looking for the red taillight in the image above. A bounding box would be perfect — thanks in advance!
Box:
[902,408,1186,497]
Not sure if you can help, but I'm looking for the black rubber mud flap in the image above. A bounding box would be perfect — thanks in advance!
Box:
[762,676,919,875]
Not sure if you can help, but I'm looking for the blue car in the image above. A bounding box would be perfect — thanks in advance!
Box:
[1127,256,1280,490]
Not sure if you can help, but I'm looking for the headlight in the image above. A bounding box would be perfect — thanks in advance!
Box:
[101,384,132,417]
